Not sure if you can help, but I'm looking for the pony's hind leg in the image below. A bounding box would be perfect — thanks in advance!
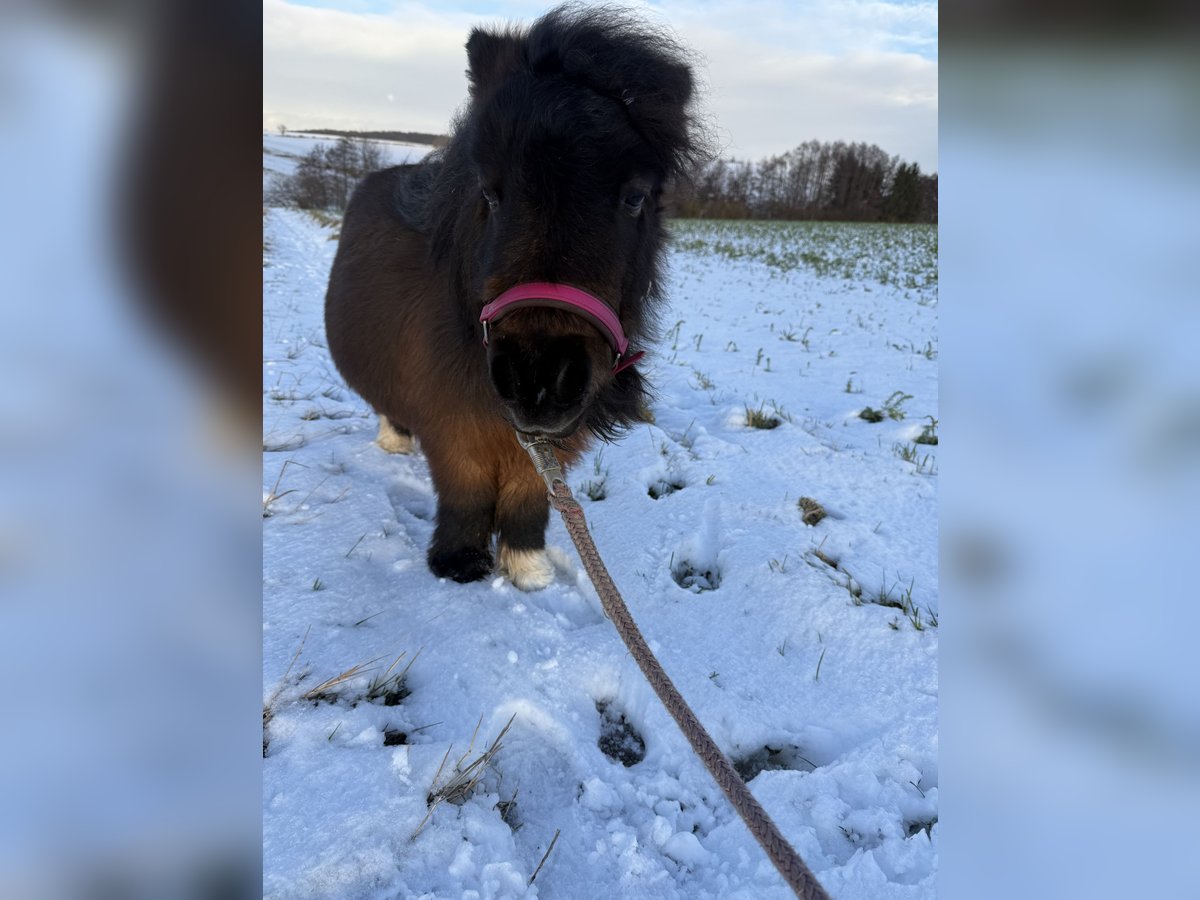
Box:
[376,415,415,454]
[496,462,554,591]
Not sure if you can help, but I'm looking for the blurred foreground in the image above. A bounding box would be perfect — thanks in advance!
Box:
[0,3,259,897]
[941,29,1200,900]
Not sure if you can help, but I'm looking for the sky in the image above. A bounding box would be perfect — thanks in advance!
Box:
[263,0,938,171]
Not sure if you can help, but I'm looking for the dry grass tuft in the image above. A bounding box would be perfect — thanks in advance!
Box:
[366,650,421,706]
[411,714,517,840]
[798,496,827,526]
[302,656,383,704]
[263,459,307,517]
[264,626,311,756]
[745,402,782,430]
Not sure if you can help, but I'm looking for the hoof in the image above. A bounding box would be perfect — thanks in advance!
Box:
[428,546,493,583]
[376,416,415,454]
[499,545,554,591]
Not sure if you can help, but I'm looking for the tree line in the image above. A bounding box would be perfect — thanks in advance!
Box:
[674,140,937,223]
[267,135,937,224]
[285,127,448,147]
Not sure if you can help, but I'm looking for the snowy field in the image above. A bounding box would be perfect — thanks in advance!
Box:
[262,131,433,178]
[263,200,938,898]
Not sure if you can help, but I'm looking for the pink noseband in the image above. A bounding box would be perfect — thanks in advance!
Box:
[479,282,645,374]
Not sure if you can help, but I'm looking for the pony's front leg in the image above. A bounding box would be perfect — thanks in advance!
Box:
[425,452,497,583]
[495,456,554,591]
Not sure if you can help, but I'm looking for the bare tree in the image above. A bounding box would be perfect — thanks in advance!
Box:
[267,137,388,211]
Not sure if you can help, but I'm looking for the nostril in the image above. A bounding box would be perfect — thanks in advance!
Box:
[490,351,518,402]
[553,355,588,405]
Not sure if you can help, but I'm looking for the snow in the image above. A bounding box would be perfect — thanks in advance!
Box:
[263,201,937,898]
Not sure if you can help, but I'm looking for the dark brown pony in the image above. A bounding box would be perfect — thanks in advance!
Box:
[324,4,705,589]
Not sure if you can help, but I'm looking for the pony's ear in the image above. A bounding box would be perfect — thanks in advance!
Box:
[465,28,524,97]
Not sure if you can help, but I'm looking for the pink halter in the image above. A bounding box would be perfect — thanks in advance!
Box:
[479,282,645,374]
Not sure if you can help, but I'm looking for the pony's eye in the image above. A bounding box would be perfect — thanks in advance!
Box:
[481,187,499,210]
[623,192,647,214]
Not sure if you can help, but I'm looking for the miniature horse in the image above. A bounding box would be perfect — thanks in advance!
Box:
[324,5,704,589]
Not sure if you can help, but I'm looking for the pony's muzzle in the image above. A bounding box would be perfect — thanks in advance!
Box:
[488,335,591,435]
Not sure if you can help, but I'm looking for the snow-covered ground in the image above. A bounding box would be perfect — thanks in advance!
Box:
[263,203,938,898]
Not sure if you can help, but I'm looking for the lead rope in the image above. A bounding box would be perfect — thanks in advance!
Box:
[516,433,831,900]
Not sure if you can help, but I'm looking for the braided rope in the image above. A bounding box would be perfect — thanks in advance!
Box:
[548,481,831,900]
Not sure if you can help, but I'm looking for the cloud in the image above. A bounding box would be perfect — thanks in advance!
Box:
[263,0,938,170]
[657,0,936,59]
[262,0,477,133]
[698,46,938,167]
